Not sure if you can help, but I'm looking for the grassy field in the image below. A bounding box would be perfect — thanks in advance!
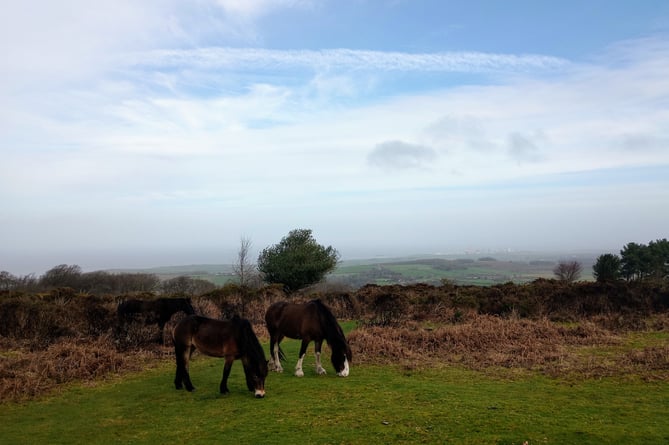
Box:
[330,254,596,286]
[1,326,667,444]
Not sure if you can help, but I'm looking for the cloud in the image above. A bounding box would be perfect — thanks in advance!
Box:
[130,47,569,73]
[507,132,546,164]
[367,141,438,170]
[215,0,314,19]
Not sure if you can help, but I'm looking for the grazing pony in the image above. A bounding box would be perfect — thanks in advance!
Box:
[173,315,268,398]
[265,299,351,377]
[117,297,195,336]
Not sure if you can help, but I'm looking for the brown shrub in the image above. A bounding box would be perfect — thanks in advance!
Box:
[0,336,160,402]
[623,346,669,371]
[348,315,624,376]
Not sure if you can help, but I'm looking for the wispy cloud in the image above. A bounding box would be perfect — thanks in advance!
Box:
[215,0,314,19]
[129,47,569,73]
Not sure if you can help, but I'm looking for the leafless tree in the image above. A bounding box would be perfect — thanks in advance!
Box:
[233,236,256,287]
[553,260,582,283]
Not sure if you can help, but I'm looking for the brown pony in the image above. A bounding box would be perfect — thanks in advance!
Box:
[265,299,351,377]
[117,297,195,343]
[173,315,268,398]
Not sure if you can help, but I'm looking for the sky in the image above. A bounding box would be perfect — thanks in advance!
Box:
[2,0,669,275]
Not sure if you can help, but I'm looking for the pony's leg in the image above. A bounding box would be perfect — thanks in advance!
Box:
[174,344,195,391]
[268,335,277,371]
[267,335,276,370]
[270,336,284,373]
[314,339,327,375]
[220,356,234,394]
[295,339,310,377]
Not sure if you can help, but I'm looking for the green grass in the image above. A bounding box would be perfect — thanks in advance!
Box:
[1,330,668,444]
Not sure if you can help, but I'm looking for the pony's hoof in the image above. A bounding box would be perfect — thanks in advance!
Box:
[316,367,327,375]
[186,387,196,392]
[294,369,304,377]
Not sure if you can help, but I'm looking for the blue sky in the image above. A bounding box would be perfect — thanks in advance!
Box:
[2,0,669,275]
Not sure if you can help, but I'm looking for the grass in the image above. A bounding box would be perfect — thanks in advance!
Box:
[1,360,667,444]
[1,326,668,444]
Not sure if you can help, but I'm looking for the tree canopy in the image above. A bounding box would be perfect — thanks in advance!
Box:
[257,229,340,292]
[593,253,622,283]
[593,239,669,283]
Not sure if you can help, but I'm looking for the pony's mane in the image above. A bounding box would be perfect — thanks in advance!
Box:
[232,316,266,365]
[311,299,347,350]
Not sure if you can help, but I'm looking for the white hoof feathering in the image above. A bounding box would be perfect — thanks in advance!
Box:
[337,359,350,377]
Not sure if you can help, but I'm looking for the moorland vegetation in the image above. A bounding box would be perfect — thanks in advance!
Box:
[0,238,667,401]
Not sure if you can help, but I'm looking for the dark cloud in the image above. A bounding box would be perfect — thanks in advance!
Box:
[367,140,438,170]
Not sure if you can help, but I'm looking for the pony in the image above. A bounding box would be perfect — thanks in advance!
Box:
[173,315,268,398]
[265,299,351,377]
[117,297,195,335]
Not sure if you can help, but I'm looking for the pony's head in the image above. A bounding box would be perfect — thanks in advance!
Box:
[235,316,269,398]
[243,359,268,398]
[330,338,352,377]
[312,299,352,377]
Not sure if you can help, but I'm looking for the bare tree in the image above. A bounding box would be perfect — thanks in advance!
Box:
[233,236,256,287]
[553,260,582,283]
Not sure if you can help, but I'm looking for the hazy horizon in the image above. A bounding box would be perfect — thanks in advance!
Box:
[3,242,625,277]
[2,2,668,277]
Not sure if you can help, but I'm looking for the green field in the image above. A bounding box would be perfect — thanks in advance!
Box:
[118,252,597,288]
[329,255,582,287]
[1,326,667,444]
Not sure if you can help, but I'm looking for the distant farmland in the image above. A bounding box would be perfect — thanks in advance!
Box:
[332,259,585,287]
[120,252,598,288]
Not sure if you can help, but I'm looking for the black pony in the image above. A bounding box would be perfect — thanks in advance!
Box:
[173,315,268,398]
[117,297,195,333]
[265,299,351,377]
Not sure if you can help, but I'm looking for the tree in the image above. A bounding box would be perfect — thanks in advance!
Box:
[0,271,17,291]
[553,260,582,283]
[233,236,256,287]
[648,238,669,280]
[620,242,651,281]
[40,264,83,289]
[257,229,340,292]
[592,253,622,282]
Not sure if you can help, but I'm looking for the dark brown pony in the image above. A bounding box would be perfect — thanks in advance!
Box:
[265,299,351,377]
[173,315,268,398]
[117,297,195,332]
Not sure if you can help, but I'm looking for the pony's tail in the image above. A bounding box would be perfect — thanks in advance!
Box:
[277,345,286,362]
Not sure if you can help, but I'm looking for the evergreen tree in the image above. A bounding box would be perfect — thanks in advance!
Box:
[257,229,339,292]
[593,253,622,282]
